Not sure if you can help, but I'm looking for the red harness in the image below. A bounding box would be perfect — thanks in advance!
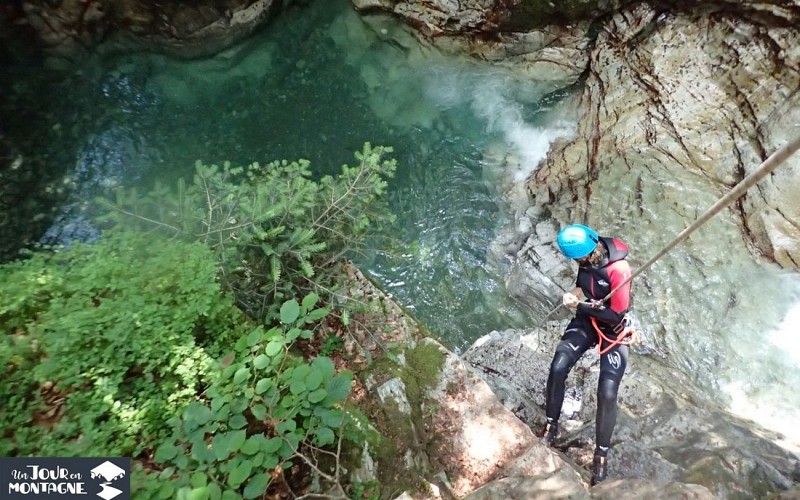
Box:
[591,315,636,355]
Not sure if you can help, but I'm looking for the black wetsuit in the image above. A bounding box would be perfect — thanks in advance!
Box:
[545,237,632,451]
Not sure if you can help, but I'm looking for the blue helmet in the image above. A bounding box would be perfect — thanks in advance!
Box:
[557,224,599,259]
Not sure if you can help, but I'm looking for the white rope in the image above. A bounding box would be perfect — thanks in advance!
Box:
[538,134,800,321]
[602,134,800,303]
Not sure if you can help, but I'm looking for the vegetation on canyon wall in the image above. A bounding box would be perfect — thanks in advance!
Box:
[0,144,396,499]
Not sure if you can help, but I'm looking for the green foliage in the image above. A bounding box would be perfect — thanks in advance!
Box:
[2,144,396,496]
[320,334,344,356]
[132,294,369,499]
[0,229,245,456]
[349,481,380,500]
[100,143,396,322]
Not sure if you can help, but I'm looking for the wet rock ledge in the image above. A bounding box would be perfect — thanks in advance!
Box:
[339,263,800,499]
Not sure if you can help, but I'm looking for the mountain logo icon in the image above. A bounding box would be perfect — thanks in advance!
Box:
[90,461,126,500]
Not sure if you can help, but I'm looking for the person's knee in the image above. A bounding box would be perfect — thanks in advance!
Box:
[550,352,573,379]
[597,377,620,404]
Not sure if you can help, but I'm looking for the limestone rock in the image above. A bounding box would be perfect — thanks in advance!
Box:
[18,0,281,58]
[464,327,800,497]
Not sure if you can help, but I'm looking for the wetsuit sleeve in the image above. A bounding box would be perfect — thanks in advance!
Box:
[576,260,631,325]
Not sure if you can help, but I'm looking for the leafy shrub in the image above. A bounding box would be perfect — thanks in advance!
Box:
[101,143,396,322]
[132,294,369,499]
[0,229,245,456]
[1,144,395,497]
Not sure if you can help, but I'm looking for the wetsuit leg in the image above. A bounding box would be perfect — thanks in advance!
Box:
[596,343,629,449]
[545,318,594,421]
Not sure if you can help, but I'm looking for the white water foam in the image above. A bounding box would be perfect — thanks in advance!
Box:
[468,77,575,181]
[722,287,800,454]
[425,68,575,181]
[769,299,800,365]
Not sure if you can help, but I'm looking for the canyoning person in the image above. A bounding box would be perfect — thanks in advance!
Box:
[541,223,634,486]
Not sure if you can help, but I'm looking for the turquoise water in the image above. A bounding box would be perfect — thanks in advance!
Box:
[4,0,800,452]
[0,0,568,349]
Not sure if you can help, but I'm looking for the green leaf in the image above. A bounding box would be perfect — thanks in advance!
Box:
[265,340,283,357]
[326,373,352,403]
[225,430,247,456]
[158,482,176,499]
[312,356,335,380]
[185,402,213,426]
[221,490,240,500]
[159,467,175,480]
[308,388,327,403]
[314,426,335,446]
[187,486,210,500]
[306,307,329,322]
[243,473,270,499]
[154,442,178,463]
[292,364,310,381]
[227,460,253,488]
[280,299,300,324]
[241,435,265,455]
[263,453,280,469]
[229,413,248,429]
[211,434,230,461]
[286,328,301,342]
[255,378,273,394]
[191,438,213,463]
[253,354,269,370]
[289,380,306,395]
[250,404,267,421]
[276,420,296,434]
[301,293,319,311]
[262,436,283,454]
[233,367,250,385]
[246,328,261,347]
[190,472,208,488]
[207,483,222,500]
[263,326,282,341]
[305,369,323,390]
[319,408,344,428]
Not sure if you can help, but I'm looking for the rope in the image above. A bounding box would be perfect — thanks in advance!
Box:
[535,134,800,324]
[600,134,800,302]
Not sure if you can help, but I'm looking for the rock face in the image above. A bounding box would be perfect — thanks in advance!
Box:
[463,326,800,498]
[526,2,800,270]
[343,263,731,499]
[351,0,623,35]
[478,1,800,424]
[353,1,800,272]
[15,0,283,58]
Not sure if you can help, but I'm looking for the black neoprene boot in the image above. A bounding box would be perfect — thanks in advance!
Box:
[541,420,558,447]
[590,453,608,486]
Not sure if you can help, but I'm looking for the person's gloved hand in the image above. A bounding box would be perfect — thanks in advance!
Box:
[562,292,580,309]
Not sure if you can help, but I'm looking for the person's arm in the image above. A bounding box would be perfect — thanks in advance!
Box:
[576,261,631,325]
